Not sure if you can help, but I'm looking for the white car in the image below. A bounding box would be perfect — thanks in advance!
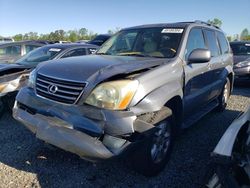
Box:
[204,106,250,188]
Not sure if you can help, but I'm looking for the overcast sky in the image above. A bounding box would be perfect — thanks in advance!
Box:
[0,0,249,37]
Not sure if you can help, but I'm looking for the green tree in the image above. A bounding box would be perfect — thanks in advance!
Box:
[242,35,250,41]
[240,28,249,40]
[227,36,232,42]
[78,28,88,39]
[13,34,23,41]
[67,30,79,42]
[207,18,222,27]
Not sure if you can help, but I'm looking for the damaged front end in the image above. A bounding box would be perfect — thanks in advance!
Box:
[0,65,30,97]
[13,84,162,161]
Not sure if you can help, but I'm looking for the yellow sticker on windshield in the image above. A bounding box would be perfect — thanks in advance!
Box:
[161,28,183,33]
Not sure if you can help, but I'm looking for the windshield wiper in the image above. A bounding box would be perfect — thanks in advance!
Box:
[96,52,110,55]
[119,53,164,58]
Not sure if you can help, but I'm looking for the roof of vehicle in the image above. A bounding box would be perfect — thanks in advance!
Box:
[39,43,98,50]
[122,21,221,31]
[0,40,45,46]
[230,41,250,44]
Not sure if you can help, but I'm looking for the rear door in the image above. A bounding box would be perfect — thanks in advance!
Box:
[183,27,212,117]
[203,29,225,100]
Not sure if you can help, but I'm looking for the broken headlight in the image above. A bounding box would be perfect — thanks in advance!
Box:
[235,61,250,68]
[85,80,139,110]
[27,70,36,88]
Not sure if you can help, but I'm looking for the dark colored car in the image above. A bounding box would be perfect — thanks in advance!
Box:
[13,21,233,176]
[230,41,250,81]
[0,43,98,116]
[0,41,45,64]
[87,34,112,46]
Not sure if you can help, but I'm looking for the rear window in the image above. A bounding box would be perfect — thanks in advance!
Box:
[25,45,40,53]
[217,32,229,54]
[16,46,62,66]
[61,48,86,58]
[230,43,250,56]
[204,30,220,57]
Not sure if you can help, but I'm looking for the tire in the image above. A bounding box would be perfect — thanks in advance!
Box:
[3,96,16,112]
[2,92,17,112]
[202,163,239,188]
[217,77,230,112]
[131,109,175,176]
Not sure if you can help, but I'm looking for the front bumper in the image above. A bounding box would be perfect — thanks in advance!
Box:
[13,87,154,161]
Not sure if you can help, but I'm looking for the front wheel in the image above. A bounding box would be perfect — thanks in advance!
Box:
[131,113,174,176]
[217,78,230,112]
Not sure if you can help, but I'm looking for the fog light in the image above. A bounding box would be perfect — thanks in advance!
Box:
[103,135,126,150]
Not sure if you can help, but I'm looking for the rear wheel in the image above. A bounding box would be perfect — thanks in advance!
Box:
[131,109,174,176]
[217,78,230,112]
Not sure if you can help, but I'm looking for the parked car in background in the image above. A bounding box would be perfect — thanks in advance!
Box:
[0,41,45,64]
[0,43,98,116]
[87,34,112,46]
[203,106,250,188]
[13,21,233,176]
[230,41,250,81]
[0,37,14,44]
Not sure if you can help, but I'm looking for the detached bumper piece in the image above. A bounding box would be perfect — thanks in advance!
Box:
[13,104,117,161]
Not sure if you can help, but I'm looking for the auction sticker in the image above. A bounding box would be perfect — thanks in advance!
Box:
[161,28,184,33]
[245,43,250,46]
[49,48,61,52]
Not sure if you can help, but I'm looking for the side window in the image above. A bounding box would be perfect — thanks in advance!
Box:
[217,32,229,54]
[0,45,21,55]
[185,28,206,60]
[204,30,220,57]
[25,45,40,53]
[88,48,97,54]
[61,48,86,58]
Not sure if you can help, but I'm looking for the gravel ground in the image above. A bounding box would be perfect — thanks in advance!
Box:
[0,85,249,188]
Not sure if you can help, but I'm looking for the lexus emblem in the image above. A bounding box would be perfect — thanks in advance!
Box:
[48,84,58,94]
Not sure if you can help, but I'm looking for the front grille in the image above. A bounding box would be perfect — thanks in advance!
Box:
[35,73,87,104]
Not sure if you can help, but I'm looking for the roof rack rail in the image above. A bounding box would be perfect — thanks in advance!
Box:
[194,20,221,29]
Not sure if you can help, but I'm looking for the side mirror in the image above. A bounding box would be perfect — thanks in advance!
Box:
[188,48,211,63]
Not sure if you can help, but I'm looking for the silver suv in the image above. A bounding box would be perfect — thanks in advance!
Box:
[13,21,234,176]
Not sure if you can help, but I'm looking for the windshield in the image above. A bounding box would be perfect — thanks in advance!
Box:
[16,46,62,66]
[230,43,250,56]
[97,27,184,58]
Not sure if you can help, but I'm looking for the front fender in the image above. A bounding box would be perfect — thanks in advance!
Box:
[213,106,250,157]
[130,80,183,115]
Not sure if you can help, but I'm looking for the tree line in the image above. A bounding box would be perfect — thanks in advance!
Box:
[1,19,249,42]
[8,27,119,42]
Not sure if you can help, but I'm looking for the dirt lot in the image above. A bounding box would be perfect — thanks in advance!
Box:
[0,85,249,188]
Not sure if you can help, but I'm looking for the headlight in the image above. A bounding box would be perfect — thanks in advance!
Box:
[85,80,139,110]
[235,61,250,68]
[28,70,36,88]
[0,84,7,92]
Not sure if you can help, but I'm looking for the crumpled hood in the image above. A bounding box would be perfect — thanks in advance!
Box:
[0,63,29,77]
[233,55,250,64]
[37,55,167,83]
